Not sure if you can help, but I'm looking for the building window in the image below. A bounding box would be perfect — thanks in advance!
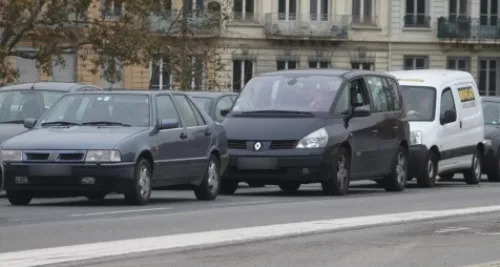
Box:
[351,62,374,70]
[309,61,329,68]
[190,56,205,90]
[403,56,428,70]
[101,0,124,17]
[447,57,470,71]
[278,0,297,20]
[100,59,124,89]
[480,0,498,26]
[51,54,77,82]
[478,59,498,96]
[277,60,297,70]
[232,60,253,92]
[233,0,255,21]
[352,0,375,25]
[149,56,171,90]
[310,0,328,21]
[449,0,468,22]
[404,0,430,27]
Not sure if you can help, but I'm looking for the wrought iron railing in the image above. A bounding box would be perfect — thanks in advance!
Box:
[437,17,500,40]
[264,13,349,39]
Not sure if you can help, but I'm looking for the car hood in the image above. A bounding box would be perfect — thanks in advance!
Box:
[485,124,500,139]
[0,124,28,144]
[223,117,326,140]
[1,126,148,150]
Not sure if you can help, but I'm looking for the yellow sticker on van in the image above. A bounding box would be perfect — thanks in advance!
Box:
[398,78,424,82]
[458,87,475,102]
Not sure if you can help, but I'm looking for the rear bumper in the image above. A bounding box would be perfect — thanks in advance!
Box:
[222,147,336,184]
[3,162,135,193]
[409,145,429,177]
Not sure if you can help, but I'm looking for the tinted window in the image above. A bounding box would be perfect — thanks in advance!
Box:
[333,86,349,114]
[0,90,65,123]
[386,78,401,110]
[232,75,342,112]
[191,96,211,114]
[173,95,198,127]
[187,97,206,125]
[440,88,457,124]
[366,76,389,112]
[215,96,233,121]
[401,86,436,121]
[41,94,150,127]
[483,101,500,125]
[156,95,180,124]
[349,78,370,107]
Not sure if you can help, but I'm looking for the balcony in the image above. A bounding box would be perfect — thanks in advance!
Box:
[404,14,431,28]
[264,13,349,39]
[437,17,500,40]
[150,9,221,37]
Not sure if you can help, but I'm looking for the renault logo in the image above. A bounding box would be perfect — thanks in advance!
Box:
[253,142,262,151]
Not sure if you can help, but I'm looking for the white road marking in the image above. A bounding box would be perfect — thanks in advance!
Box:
[2,205,500,267]
[211,200,276,206]
[463,260,500,266]
[69,207,172,217]
[479,232,500,236]
[435,227,471,233]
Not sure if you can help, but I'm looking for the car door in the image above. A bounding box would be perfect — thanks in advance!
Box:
[153,94,189,182]
[436,87,462,168]
[215,95,233,122]
[172,94,211,178]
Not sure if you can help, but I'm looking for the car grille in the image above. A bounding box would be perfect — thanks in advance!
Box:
[24,150,86,162]
[228,140,247,149]
[227,140,297,150]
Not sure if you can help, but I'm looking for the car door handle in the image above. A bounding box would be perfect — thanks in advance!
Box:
[392,126,399,131]
[204,127,212,136]
[372,129,378,135]
[459,121,462,128]
[180,132,187,139]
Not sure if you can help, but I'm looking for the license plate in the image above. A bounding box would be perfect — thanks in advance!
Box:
[29,165,72,176]
[238,157,278,170]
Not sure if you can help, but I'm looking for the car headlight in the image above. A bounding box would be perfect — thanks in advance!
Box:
[411,131,422,145]
[296,128,328,148]
[1,150,23,162]
[85,150,121,162]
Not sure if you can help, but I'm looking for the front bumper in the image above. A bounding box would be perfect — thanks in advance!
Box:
[409,144,429,177]
[3,162,135,193]
[222,147,336,184]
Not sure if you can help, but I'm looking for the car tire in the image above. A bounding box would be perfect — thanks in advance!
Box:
[416,151,438,188]
[86,193,107,201]
[124,158,152,205]
[321,147,350,196]
[463,150,482,185]
[193,154,220,201]
[279,183,301,192]
[439,173,454,181]
[383,146,409,192]
[487,152,500,182]
[6,191,33,206]
[220,180,238,195]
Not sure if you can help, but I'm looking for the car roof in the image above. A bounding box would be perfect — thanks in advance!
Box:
[184,91,238,98]
[64,89,194,96]
[482,96,500,103]
[388,69,475,88]
[0,82,101,91]
[258,68,396,80]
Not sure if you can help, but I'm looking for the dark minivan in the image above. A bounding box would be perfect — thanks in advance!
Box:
[220,69,410,196]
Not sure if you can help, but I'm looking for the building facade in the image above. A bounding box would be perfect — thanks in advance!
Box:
[10,0,500,96]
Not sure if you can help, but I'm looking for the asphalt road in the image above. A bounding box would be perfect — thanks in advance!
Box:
[1,177,500,266]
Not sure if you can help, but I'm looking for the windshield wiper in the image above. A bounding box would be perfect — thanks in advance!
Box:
[41,121,81,126]
[238,110,314,116]
[0,120,25,124]
[81,121,131,127]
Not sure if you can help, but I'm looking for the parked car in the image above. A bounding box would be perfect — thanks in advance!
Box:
[1,90,228,205]
[0,82,102,191]
[186,91,238,122]
[219,69,410,195]
[389,70,485,186]
[481,96,500,182]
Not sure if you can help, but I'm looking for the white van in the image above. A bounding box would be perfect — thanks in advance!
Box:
[388,69,485,187]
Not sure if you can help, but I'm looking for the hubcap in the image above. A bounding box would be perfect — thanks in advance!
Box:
[138,165,150,198]
[473,155,481,180]
[396,152,406,184]
[427,157,434,179]
[207,161,219,192]
[336,155,348,188]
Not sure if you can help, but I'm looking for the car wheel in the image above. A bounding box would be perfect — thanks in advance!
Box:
[194,154,220,201]
[416,151,438,188]
[86,193,107,201]
[463,150,482,185]
[6,191,33,206]
[439,173,454,181]
[124,158,152,205]
[321,147,350,196]
[220,180,239,195]
[383,146,409,192]
[279,182,301,192]
[487,152,500,182]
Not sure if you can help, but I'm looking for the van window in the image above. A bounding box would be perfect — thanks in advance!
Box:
[483,101,500,125]
[384,77,400,110]
[366,76,390,112]
[440,88,457,124]
[401,86,436,121]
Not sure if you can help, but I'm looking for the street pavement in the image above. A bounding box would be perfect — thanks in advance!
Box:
[1,178,500,266]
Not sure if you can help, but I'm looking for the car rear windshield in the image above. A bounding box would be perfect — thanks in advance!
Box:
[482,101,500,125]
[400,85,436,122]
[40,94,150,127]
[231,75,342,113]
[0,89,65,123]
[191,97,211,113]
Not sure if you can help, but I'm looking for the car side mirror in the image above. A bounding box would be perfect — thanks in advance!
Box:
[220,108,230,117]
[23,118,37,129]
[352,105,371,117]
[440,110,457,124]
[158,119,179,130]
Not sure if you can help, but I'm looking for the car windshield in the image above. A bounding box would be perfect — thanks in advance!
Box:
[191,97,212,113]
[39,94,150,127]
[482,101,500,125]
[0,89,65,123]
[400,86,436,121]
[231,75,342,113]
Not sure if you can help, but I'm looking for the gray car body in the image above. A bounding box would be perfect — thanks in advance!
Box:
[185,91,238,122]
[482,96,500,175]
[1,90,229,191]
